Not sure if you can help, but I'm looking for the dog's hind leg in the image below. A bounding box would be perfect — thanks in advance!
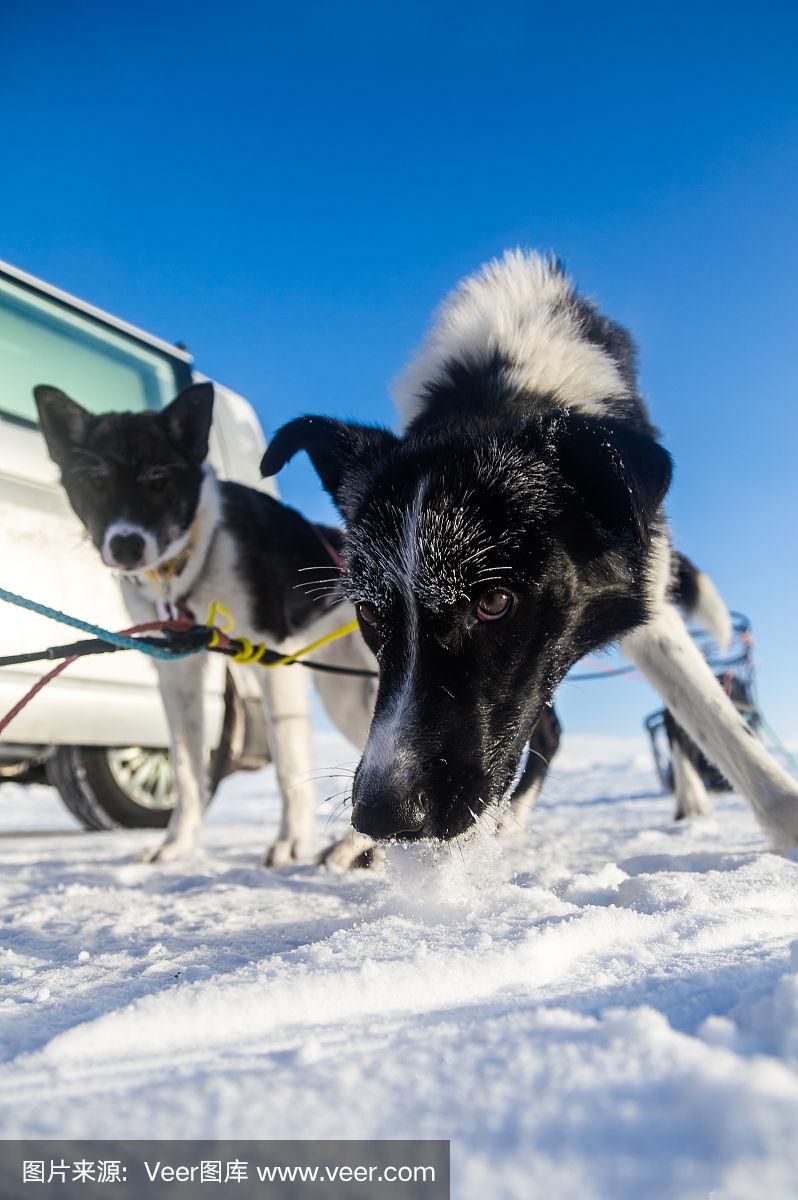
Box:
[670,735,713,820]
[499,707,562,835]
[621,605,798,846]
[137,654,208,863]
[259,664,316,866]
[665,710,713,820]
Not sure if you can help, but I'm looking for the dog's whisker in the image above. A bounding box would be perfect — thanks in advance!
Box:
[474,571,513,584]
[288,771,343,787]
[323,796,353,832]
[292,576,342,590]
[527,746,551,768]
[318,787,352,812]
[301,759,358,777]
[328,790,353,810]
[320,785,353,806]
[489,803,524,835]
[288,767,357,788]
[468,801,496,840]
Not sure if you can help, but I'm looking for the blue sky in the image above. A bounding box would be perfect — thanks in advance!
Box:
[3,1,797,738]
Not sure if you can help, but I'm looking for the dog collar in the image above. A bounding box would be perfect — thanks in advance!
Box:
[142,516,201,586]
[133,516,205,620]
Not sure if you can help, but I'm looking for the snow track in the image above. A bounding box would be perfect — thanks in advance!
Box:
[1,733,797,1199]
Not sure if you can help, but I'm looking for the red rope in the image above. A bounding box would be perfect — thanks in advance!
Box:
[579,656,638,680]
[0,617,192,737]
[315,531,344,571]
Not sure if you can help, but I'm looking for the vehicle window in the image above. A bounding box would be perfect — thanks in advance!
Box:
[0,276,178,424]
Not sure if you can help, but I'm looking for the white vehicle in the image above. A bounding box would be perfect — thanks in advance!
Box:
[0,260,272,828]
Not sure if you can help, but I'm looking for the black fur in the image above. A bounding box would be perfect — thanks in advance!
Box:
[218,482,346,639]
[262,416,398,519]
[673,551,701,613]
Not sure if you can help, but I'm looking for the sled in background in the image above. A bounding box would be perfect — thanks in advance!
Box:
[646,612,761,794]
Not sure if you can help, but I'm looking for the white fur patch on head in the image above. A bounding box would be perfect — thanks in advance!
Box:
[133,465,222,607]
[393,249,631,427]
[357,478,425,789]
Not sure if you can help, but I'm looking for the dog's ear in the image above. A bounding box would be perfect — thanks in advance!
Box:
[547,412,672,544]
[162,382,214,463]
[34,385,92,467]
[261,416,399,515]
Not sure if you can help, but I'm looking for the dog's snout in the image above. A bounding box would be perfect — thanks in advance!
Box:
[109,531,145,569]
[352,790,427,840]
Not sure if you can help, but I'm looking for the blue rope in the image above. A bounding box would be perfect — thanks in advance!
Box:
[0,586,198,660]
[568,665,636,682]
[759,713,798,775]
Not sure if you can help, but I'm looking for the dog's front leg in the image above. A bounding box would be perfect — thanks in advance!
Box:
[317,828,380,871]
[137,654,207,863]
[500,706,562,835]
[621,605,798,846]
[311,653,379,869]
[259,665,316,866]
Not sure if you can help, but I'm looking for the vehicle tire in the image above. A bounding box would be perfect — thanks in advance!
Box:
[47,672,241,830]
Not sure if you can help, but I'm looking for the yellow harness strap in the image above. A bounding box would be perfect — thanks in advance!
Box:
[205,600,358,668]
[258,620,360,668]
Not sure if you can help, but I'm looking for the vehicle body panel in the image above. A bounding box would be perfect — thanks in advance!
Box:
[0,261,273,751]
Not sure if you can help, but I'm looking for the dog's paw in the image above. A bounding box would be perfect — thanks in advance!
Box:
[494,817,521,839]
[317,833,383,872]
[134,838,194,864]
[674,795,714,821]
[263,837,311,867]
[761,790,798,851]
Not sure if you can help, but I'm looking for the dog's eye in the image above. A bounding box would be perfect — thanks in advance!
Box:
[476,590,513,622]
[83,467,109,488]
[141,469,170,491]
[357,602,380,628]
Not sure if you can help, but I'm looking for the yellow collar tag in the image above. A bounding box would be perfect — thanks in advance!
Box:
[142,516,200,586]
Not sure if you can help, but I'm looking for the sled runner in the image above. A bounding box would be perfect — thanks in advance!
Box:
[645,613,760,793]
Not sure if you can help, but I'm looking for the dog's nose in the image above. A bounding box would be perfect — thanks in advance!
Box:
[109,532,146,569]
[351,792,427,840]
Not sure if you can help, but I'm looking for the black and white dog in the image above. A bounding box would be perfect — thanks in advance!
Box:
[35,383,376,866]
[261,251,798,847]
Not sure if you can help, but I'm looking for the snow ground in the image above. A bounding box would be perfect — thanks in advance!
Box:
[1,733,798,1200]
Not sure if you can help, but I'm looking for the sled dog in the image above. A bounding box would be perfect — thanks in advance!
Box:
[261,251,798,847]
[35,382,376,867]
